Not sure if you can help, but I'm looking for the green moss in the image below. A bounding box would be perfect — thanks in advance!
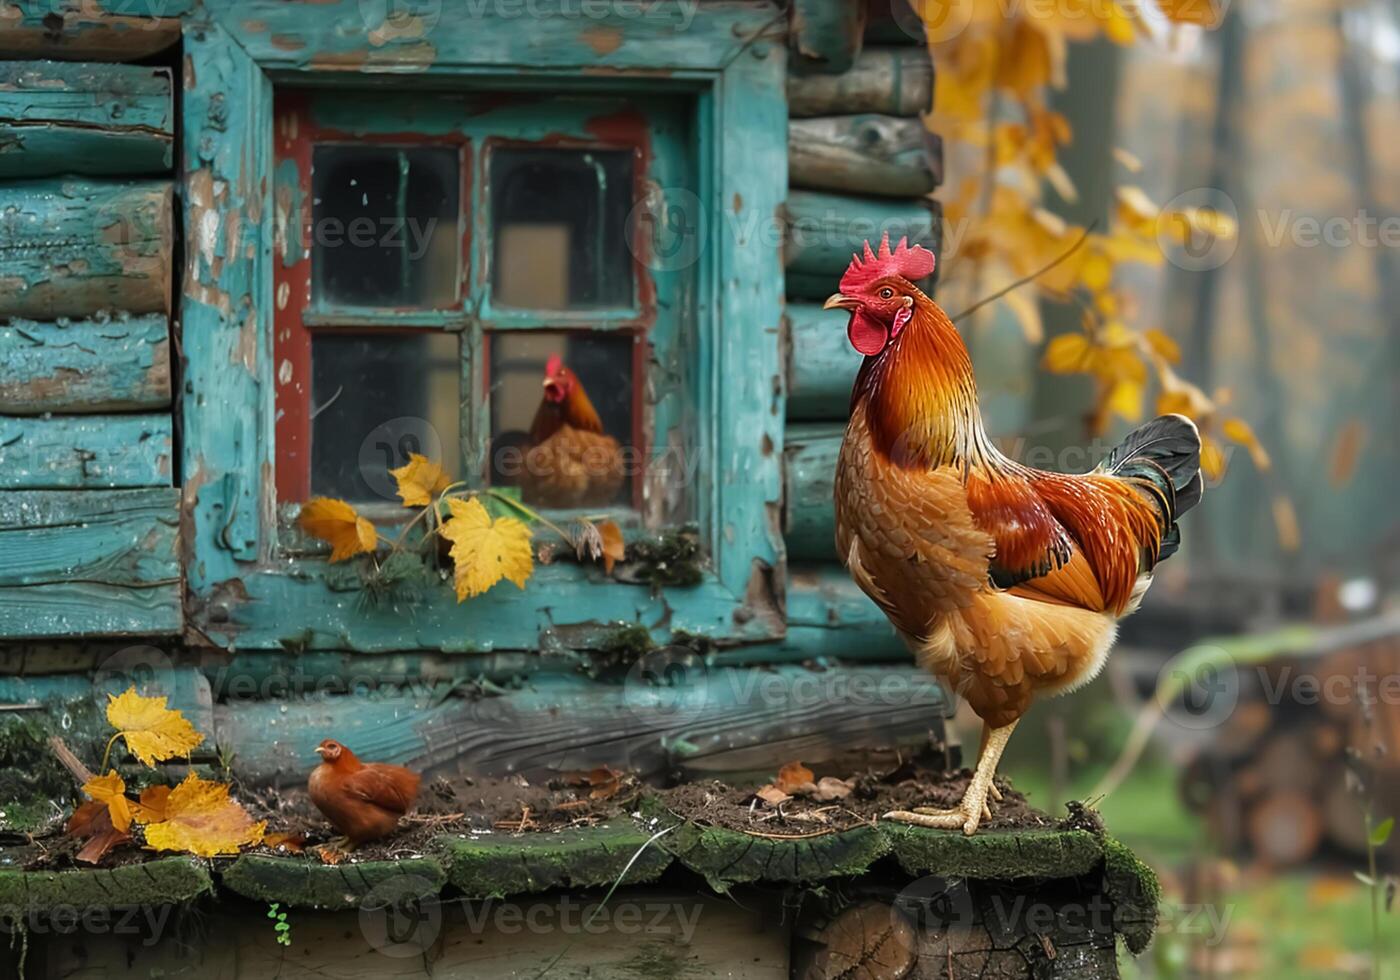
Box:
[221,855,446,910]
[627,529,705,588]
[1101,835,1160,955]
[884,825,1105,880]
[0,697,106,832]
[437,822,672,899]
[0,858,212,914]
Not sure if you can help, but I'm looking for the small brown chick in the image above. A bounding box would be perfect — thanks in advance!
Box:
[308,739,421,848]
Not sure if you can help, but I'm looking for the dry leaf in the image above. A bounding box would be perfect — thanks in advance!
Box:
[142,774,266,858]
[440,497,534,600]
[316,843,347,865]
[814,777,854,802]
[136,784,171,823]
[755,785,791,808]
[564,766,624,801]
[82,770,134,832]
[106,688,204,766]
[389,453,453,507]
[1042,333,1092,373]
[1222,417,1271,471]
[775,761,816,796]
[572,518,603,561]
[297,497,377,562]
[597,520,625,575]
[1329,419,1367,488]
[1157,0,1224,28]
[263,831,306,854]
[66,800,132,864]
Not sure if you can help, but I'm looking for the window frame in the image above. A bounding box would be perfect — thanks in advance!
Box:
[181,2,788,653]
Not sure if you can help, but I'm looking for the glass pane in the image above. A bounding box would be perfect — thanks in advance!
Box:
[490,148,634,310]
[311,333,461,502]
[489,332,636,508]
[312,146,460,308]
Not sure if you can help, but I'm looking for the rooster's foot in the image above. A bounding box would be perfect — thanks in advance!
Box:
[882,800,988,835]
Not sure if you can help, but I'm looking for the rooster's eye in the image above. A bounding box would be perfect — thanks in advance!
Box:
[879,287,895,299]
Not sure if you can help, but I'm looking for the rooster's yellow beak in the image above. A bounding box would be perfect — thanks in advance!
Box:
[823,293,859,311]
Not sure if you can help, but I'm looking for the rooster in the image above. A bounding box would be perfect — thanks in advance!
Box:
[519,355,625,508]
[825,234,1203,835]
[309,739,421,848]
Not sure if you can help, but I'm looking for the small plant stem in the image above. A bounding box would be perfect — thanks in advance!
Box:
[98,733,122,774]
[481,489,575,543]
[1364,806,1380,980]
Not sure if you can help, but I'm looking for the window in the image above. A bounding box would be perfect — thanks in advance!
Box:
[181,7,786,652]
[274,92,674,518]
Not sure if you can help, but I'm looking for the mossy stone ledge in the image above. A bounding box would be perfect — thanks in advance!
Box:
[0,857,212,914]
[220,854,447,910]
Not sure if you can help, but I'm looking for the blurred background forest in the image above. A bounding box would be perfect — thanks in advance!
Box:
[925,0,1400,975]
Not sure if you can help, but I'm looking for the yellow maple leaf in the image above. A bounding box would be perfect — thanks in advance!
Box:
[1222,417,1271,471]
[1156,0,1224,28]
[297,497,377,562]
[440,497,533,600]
[83,771,134,833]
[136,784,171,824]
[106,687,204,766]
[389,453,453,508]
[142,773,265,858]
[1042,333,1092,374]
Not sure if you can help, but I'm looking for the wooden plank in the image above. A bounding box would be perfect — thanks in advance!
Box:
[788,47,932,117]
[214,664,949,787]
[783,564,907,660]
[0,61,172,177]
[787,302,858,420]
[0,314,170,413]
[0,178,171,319]
[209,0,781,75]
[789,114,939,196]
[0,415,172,489]
[0,487,181,637]
[0,2,184,62]
[783,421,841,562]
[0,665,209,738]
[789,0,865,75]
[785,190,938,289]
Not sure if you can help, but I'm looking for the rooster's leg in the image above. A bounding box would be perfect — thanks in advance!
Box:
[884,719,1019,835]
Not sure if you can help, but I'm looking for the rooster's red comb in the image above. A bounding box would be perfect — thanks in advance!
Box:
[544,354,564,377]
[839,232,936,294]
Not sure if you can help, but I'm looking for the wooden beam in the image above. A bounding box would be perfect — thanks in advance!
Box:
[790,114,939,197]
[784,422,841,562]
[0,414,172,489]
[0,488,181,637]
[787,302,857,420]
[0,61,172,177]
[785,191,939,294]
[786,564,906,658]
[214,664,949,787]
[0,3,184,62]
[789,0,865,75]
[788,47,932,117]
[0,314,170,414]
[0,178,171,319]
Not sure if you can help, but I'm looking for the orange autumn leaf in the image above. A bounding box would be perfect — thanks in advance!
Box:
[389,453,453,508]
[82,771,135,833]
[1156,0,1225,28]
[142,773,265,858]
[775,761,816,796]
[440,497,533,600]
[66,800,132,864]
[263,831,306,854]
[297,497,377,562]
[597,519,625,575]
[136,784,172,824]
[1222,417,1271,471]
[106,687,204,766]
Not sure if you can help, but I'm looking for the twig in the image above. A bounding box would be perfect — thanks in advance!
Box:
[49,735,95,786]
[0,703,43,712]
[950,222,1098,324]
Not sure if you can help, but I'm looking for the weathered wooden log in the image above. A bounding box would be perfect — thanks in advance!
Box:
[865,0,925,45]
[789,0,866,76]
[0,61,172,177]
[789,47,932,118]
[0,314,170,413]
[214,663,949,787]
[785,191,939,296]
[0,2,185,61]
[0,414,172,489]
[0,178,171,319]
[0,488,181,637]
[790,115,939,197]
[788,302,858,419]
[785,422,841,561]
[785,565,908,661]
